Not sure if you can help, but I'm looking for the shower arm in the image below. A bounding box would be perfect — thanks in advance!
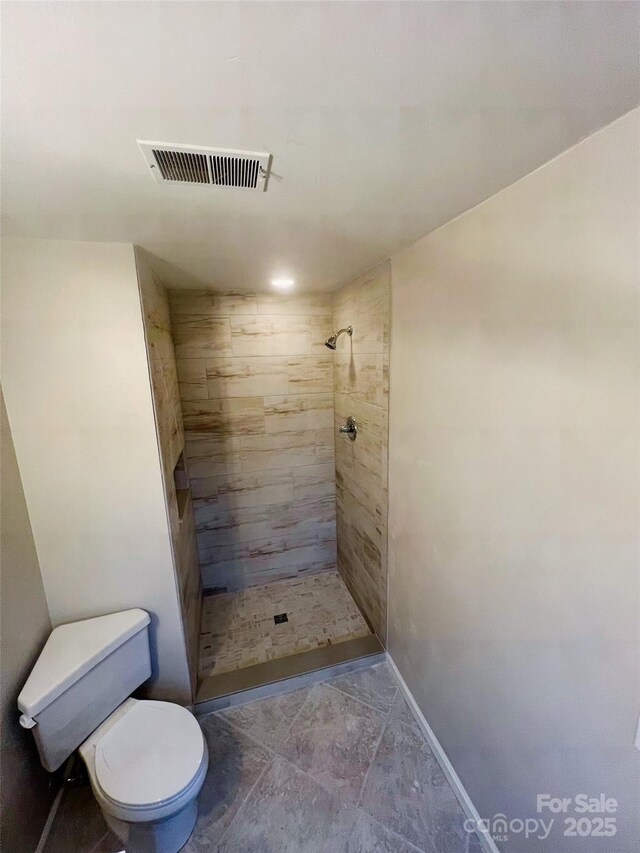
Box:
[335,326,353,339]
[324,325,353,349]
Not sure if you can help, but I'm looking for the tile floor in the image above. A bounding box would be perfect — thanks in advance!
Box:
[199,571,371,677]
[43,661,483,853]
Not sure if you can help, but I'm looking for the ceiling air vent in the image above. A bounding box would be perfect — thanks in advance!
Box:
[137,141,272,191]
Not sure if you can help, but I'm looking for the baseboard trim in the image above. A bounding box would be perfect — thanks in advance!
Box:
[386,654,500,853]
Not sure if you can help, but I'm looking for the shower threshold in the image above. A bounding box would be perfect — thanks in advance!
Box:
[195,571,384,711]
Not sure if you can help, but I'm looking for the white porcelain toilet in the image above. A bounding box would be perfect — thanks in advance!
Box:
[18,609,208,853]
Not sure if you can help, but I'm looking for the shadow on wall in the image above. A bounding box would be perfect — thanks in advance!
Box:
[332,261,391,643]
[0,394,55,852]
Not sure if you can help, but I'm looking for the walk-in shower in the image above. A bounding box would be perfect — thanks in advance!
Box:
[138,272,390,707]
[324,325,353,349]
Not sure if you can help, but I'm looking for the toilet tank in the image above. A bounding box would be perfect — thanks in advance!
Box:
[18,609,152,772]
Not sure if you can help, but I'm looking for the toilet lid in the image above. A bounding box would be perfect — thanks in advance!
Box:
[95,701,205,808]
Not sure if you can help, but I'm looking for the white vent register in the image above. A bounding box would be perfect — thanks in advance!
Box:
[137,140,272,190]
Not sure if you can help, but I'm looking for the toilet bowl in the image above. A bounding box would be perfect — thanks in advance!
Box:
[80,698,208,852]
[18,609,207,853]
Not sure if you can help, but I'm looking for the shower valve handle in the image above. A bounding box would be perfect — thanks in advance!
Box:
[339,417,357,441]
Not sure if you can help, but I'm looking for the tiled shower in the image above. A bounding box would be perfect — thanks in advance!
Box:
[139,253,390,694]
[170,289,337,593]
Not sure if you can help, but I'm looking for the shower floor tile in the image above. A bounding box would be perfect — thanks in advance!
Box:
[198,571,371,678]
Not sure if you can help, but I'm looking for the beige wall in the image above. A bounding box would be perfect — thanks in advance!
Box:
[387,109,640,851]
[2,239,192,702]
[136,248,202,693]
[0,394,54,853]
[332,262,390,641]
[169,290,337,592]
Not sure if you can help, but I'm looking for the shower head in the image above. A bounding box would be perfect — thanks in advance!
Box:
[324,326,353,350]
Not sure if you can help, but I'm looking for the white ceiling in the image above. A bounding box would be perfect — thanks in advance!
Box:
[2,1,639,292]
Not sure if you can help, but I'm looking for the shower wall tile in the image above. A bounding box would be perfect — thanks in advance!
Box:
[172,315,232,359]
[216,469,295,509]
[193,496,336,545]
[185,434,244,478]
[138,252,202,693]
[310,316,337,353]
[332,261,390,642]
[176,358,208,401]
[230,317,312,357]
[190,477,220,500]
[238,430,317,471]
[287,356,333,394]
[170,289,336,593]
[334,352,387,407]
[315,429,336,462]
[197,528,319,565]
[257,293,332,316]
[333,264,389,355]
[206,356,289,398]
[335,393,387,480]
[169,290,257,317]
[200,539,338,592]
[181,397,265,434]
[293,463,336,500]
[264,393,334,432]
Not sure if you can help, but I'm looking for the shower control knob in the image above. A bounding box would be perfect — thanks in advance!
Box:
[339,417,357,441]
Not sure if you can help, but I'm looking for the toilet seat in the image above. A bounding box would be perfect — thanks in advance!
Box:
[94,700,206,811]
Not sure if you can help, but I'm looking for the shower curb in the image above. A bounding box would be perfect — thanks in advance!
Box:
[194,634,384,714]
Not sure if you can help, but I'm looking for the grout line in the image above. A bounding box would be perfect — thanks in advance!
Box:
[213,713,277,757]
[386,654,499,853]
[213,681,312,755]
[207,661,434,853]
[351,686,438,853]
[34,784,66,853]
[276,685,314,749]
[355,714,389,809]
[323,676,397,717]
[212,757,274,850]
[197,570,368,679]
[87,831,122,853]
[352,810,429,853]
[276,731,432,853]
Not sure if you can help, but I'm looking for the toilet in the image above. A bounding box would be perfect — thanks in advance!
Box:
[18,609,208,853]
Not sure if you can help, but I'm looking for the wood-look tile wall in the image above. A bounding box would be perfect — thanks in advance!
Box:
[169,289,337,592]
[332,261,390,642]
[137,250,202,690]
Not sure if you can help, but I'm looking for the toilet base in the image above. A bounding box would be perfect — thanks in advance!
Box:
[102,799,198,853]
